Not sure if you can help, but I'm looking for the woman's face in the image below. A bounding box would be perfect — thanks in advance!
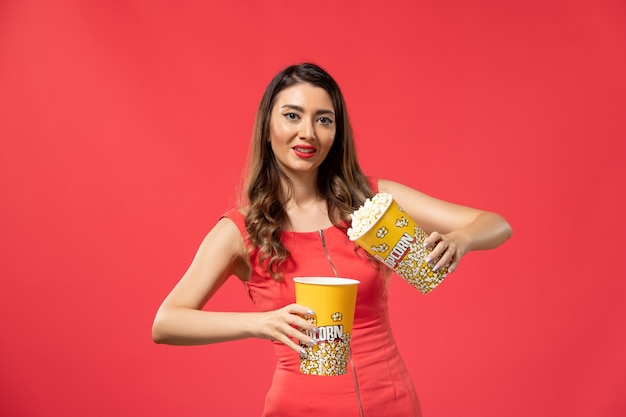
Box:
[269,83,336,180]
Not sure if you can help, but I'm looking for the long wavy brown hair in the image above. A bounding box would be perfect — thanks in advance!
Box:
[241,63,374,279]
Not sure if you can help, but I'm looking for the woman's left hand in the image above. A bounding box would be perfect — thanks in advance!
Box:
[423,231,469,274]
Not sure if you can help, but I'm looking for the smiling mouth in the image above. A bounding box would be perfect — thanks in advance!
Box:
[293,146,317,159]
[294,146,316,154]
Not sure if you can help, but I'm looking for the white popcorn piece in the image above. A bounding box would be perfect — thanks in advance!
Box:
[347,193,393,240]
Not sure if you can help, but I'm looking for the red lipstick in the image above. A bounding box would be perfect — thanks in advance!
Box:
[293,145,317,159]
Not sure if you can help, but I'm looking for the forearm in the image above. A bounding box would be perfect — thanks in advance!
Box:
[152,307,260,346]
[453,212,512,252]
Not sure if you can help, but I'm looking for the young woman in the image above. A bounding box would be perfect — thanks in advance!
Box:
[152,63,512,416]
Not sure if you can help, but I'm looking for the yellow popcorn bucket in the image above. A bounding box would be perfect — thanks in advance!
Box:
[294,277,360,376]
[349,195,448,294]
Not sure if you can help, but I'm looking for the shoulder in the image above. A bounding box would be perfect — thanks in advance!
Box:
[208,214,246,247]
[184,214,251,282]
[220,207,248,235]
[199,208,246,253]
[197,211,250,266]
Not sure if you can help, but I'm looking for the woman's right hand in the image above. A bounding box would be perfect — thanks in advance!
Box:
[252,303,319,355]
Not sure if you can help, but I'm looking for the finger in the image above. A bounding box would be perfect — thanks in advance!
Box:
[430,242,454,270]
[265,321,316,351]
[276,331,311,356]
[433,253,452,272]
[271,320,317,355]
[286,324,318,346]
[426,240,448,264]
[447,258,459,273]
[285,303,316,318]
[280,305,318,332]
[287,315,319,335]
[434,246,459,272]
[423,231,441,248]
[284,304,319,332]
[446,247,463,273]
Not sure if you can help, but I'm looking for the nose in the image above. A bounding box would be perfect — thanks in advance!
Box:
[298,118,316,140]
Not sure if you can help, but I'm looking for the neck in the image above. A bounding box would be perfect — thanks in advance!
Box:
[281,173,333,232]
[281,173,322,209]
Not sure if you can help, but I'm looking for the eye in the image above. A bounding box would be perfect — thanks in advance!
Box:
[283,112,299,120]
[318,116,334,126]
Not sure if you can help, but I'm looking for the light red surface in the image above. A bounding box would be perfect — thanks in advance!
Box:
[1,1,625,416]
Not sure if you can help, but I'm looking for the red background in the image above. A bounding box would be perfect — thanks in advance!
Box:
[1,1,625,416]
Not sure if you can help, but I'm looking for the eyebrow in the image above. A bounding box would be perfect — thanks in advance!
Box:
[280,104,335,116]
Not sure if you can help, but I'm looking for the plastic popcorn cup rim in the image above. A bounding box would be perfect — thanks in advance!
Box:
[293,277,361,286]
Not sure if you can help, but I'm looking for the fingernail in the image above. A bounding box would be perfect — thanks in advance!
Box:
[425,257,431,264]
[300,348,308,357]
[309,339,317,345]
[311,326,319,332]
[306,309,314,316]
[433,264,440,272]
[423,241,430,247]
